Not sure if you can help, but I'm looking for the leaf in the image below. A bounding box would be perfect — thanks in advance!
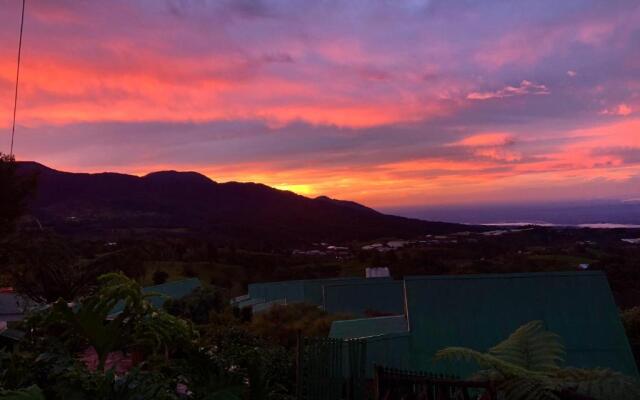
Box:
[498,378,559,400]
[434,347,545,379]
[553,367,640,400]
[434,320,640,400]
[488,321,565,372]
[0,386,45,400]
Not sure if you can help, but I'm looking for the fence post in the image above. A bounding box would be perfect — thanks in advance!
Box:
[373,365,382,400]
[296,330,304,400]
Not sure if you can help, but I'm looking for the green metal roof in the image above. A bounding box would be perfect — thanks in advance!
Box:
[252,299,287,314]
[110,278,202,315]
[247,277,364,305]
[248,280,306,303]
[143,278,202,308]
[323,279,403,317]
[403,271,638,377]
[0,328,25,342]
[235,297,266,309]
[329,315,407,339]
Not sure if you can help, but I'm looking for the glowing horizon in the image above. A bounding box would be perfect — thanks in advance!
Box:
[1,0,639,207]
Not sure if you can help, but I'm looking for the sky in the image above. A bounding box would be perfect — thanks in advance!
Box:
[0,0,639,207]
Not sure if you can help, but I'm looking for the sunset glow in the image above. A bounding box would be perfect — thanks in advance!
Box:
[1,0,639,207]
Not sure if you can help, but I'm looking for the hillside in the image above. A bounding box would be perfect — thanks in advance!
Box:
[16,162,469,243]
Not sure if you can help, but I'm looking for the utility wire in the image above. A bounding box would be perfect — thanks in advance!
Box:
[10,0,26,158]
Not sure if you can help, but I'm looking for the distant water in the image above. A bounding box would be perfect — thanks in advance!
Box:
[481,222,640,229]
[384,200,640,227]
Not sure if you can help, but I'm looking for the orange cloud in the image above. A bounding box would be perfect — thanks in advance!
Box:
[600,103,633,116]
[451,133,514,147]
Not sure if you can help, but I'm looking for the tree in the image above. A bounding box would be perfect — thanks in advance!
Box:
[435,320,640,400]
[6,233,112,303]
[621,307,640,365]
[0,153,35,237]
[249,303,352,348]
[152,270,169,285]
[32,273,194,372]
[164,287,226,325]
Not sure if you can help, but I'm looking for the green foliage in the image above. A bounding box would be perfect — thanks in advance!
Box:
[0,386,45,400]
[6,273,295,399]
[435,320,640,400]
[164,287,226,325]
[0,153,35,238]
[49,367,179,400]
[622,307,640,345]
[170,347,244,400]
[29,273,194,372]
[4,233,119,303]
[200,326,295,400]
[152,270,169,285]
[249,303,352,348]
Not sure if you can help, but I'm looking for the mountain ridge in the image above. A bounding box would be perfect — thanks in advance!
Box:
[16,161,472,243]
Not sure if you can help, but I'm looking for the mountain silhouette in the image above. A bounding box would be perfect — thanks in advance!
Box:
[17,162,470,242]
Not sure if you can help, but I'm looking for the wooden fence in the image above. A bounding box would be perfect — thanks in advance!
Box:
[373,365,497,400]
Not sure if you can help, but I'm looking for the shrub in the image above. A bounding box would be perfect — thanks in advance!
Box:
[152,270,169,285]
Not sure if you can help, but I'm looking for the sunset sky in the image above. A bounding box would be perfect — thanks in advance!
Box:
[1,0,639,207]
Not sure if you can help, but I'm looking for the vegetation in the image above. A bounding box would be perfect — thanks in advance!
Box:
[0,273,295,399]
[1,162,639,399]
[249,303,352,348]
[164,286,226,325]
[621,307,640,365]
[0,153,35,237]
[435,321,640,400]
[3,233,114,303]
[152,270,169,285]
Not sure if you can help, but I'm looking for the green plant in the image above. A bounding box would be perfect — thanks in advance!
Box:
[0,153,36,238]
[0,385,45,400]
[153,270,169,285]
[200,326,295,399]
[164,287,226,325]
[34,273,193,371]
[249,303,351,348]
[622,307,640,345]
[435,320,640,400]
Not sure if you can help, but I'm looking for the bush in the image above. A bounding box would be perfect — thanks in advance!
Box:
[249,303,352,348]
[164,287,226,325]
[152,270,169,285]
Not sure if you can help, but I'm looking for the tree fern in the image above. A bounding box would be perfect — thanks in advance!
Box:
[488,321,565,372]
[434,320,640,400]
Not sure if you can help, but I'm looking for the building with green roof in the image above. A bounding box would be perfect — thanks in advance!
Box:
[404,271,638,377]
[325,270,638,378]
[247,277,364,305]
[323,279,403,317]
[110,277,201,315]
[329,315,407,339]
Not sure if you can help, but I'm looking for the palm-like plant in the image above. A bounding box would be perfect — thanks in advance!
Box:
[435,321,640,400]
[38,273,193,371]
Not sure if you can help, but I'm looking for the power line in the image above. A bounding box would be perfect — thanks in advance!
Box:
[10,0,26,158]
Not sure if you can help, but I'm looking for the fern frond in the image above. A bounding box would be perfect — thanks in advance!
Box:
[552,367,640,400]
[489,321,565,372]
[434,347,544,378]
[498,377,560,400]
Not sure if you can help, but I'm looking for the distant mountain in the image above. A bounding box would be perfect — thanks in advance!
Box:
[17,162,470,243]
